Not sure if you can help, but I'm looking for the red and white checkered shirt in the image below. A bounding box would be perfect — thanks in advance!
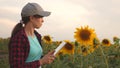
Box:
[9,28,42,68]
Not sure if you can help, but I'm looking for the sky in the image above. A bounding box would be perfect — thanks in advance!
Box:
[0,0,120,42]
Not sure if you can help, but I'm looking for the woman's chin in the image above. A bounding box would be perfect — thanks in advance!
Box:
[36,27,40,29]
[36,26,41,29]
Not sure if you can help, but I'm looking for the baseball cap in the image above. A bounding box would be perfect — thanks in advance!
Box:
[21,3,51,17]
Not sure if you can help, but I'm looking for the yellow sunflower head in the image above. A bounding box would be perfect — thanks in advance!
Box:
[102,39,111,46]
[74,25,96,46]
[42,35,52,44]
[59,40,75,55]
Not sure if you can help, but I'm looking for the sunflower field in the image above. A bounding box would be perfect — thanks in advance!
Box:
[0,25,120,68]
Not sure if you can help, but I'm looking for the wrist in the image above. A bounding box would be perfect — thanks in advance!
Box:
[39,59,43,66]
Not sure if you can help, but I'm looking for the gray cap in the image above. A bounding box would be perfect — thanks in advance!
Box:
[21,3,51,17]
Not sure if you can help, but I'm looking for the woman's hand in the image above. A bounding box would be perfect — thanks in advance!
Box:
[39,50,55,66]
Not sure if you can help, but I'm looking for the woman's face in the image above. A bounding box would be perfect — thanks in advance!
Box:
[31,16,44,29]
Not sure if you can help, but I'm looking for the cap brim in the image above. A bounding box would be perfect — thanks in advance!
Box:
[39,11,51,17]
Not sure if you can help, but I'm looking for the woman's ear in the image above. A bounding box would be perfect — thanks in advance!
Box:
[29,16,34,22]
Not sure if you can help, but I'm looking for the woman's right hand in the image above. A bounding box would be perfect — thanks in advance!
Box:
[39,51,55,66]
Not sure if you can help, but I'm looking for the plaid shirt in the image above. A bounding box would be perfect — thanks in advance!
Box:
[9,28,42,68]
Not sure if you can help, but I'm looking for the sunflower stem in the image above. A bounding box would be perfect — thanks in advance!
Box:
[117,40,120,48]
[91,52,96,67]
[99,45,109,68]
[79,45,83,68]
[86,46,89,68]
[86,55,88,68]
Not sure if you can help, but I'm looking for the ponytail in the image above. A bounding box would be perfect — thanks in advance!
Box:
[11,16,30,37]
[11,22,23,37]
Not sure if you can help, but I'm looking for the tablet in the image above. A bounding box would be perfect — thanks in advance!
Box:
[53,41,66,56]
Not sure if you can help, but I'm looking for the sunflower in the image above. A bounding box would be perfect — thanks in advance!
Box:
[42,35,52,44]
[102,39,111,46]
[89,47,95,53]
[93,38,100,49]
[76,48,81,54]
[58,40,75,55]
[81,46,90,56]
[74,25,96,46]
[56,41,62,46]
[82,51,88,56]
[113,36,119,43]
[55,51,63,57]
[77,45,96,56]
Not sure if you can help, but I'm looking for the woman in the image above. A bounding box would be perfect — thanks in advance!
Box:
[9,3,55,68]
